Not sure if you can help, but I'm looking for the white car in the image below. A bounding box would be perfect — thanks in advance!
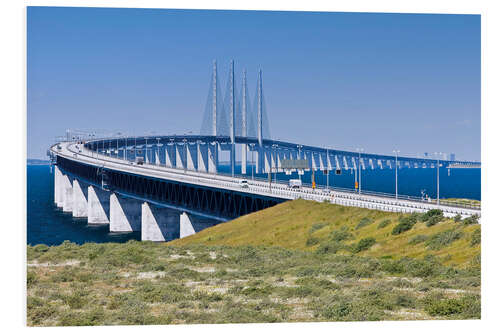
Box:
[239,179,249,188]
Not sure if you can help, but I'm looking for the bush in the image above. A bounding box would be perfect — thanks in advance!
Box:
[408,234,429,245]
[356,217,373,230]
[352,238,376,253]
[315,241,344,255]
[421,209,444,222]
[424,295,480,318]
[377,219,391,229]
[306,237,320,247]
[454,214,462,222]
[425,229,463,251]
[463,214,479,225]
[470,229,481,247]
[309,223,327,234]
[392,216,417,235]
[426,215,441,227]
[321,301,353,320]
[27,271,38,287]
[329,227,353,242]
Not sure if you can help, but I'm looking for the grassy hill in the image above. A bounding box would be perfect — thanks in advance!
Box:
[170,199,480,268]
[27,199,480,326]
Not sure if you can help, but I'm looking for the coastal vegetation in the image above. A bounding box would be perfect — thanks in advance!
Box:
[27,199,480,326]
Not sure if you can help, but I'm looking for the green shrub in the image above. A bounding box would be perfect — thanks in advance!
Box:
[454,214,462,222]
[309,222,327,234]
[425,229,463,251]
[392,216,417,235]
[352,238,376,253]
[463,214,479,225]
[421,209,444,222]
[408,234,429,245]
[470,229,481,247]
[329,227,353,242]
[27,271,38,287]
[424,295,480,318]
[321,301,352,320]
[306,237,320,247]
[315,241,344,255]
[356,217,373,230]
[377,219,391,229]
[426,215,442,227]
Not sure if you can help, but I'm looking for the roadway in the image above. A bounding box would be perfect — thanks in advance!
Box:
[51,141,481,220]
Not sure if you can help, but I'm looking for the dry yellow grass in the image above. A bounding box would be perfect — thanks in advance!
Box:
[169,199,480,267]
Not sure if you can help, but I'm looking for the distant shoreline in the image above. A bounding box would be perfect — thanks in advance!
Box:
[27,159,50,166]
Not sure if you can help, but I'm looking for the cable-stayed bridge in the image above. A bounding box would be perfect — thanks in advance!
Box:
[48,60,481,241]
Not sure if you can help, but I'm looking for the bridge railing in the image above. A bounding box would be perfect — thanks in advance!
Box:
[65,143,480,214]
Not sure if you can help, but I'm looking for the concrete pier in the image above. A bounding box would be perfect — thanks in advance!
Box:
[54,165,64,208]
[180,212,196,238]
[88,185,110,224]
[72,179,88,217]
[141,202,176,241]
[110,193,141,232]
[61,173,73,213]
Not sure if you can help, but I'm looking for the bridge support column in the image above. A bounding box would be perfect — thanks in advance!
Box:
[141,202,176,241]
[180,212,196,238]
[241,144,247,174]
[165,144,175,168]
[61,172,73,213]
[176,145,185,170]
[197,143,208,173]
[88,185,110,224]
[264,149,271,174]
[72,179,88,217]
[208,142,218,173]
[110,193,141,232]
[187,143,197,171]
[54,165,63,207]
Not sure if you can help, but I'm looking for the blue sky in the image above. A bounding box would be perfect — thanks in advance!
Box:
[27,7,480,160]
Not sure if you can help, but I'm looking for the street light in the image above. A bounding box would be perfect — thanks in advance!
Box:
[434,152,443,205]
[393,150,400,200]
[326,147,330,191]
[297,144,303,182]
[272,144,278,184]
[183,138,188,172]
[356,148,364,194]
[156,137,161,165]
[249,143,255,180]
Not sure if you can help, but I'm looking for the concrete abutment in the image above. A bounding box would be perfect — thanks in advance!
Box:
[110,193,141,232]
[88,185,110,224]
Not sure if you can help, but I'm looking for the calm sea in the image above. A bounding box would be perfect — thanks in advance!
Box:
[27,164,480,246]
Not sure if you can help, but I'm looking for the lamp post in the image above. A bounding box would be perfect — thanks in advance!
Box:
[249,143,255,180]
[124,135,127,161]
[434,152,443,205]
[326,147,330,191]
[134,136,137,161]
[156,137,161,165]
[356,148,364,194]
[393,150,400,200]
[297,144,303,182]
[272,144,278,183]
[183,138,188,172]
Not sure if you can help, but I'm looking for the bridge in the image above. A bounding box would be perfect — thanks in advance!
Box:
[48,60,481,241]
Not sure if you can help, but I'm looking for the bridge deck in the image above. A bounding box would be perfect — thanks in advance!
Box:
[51,141,481,219]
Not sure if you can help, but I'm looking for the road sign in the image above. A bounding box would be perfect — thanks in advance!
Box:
[281,159,309,170]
